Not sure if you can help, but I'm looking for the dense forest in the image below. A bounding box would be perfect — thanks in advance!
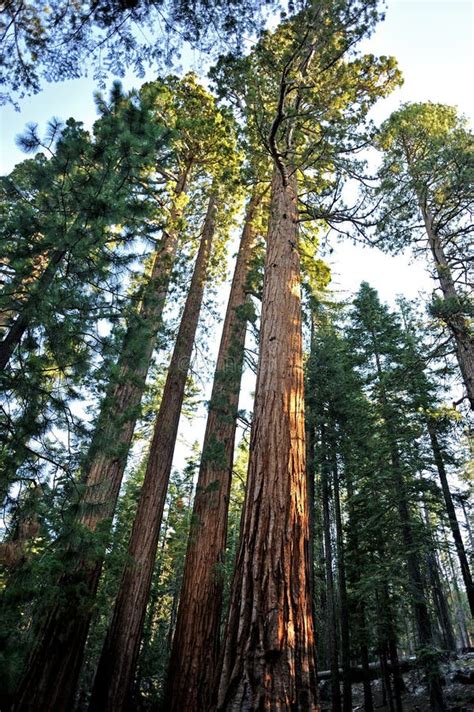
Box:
[0,1,472,711]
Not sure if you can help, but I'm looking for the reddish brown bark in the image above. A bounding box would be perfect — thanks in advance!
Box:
[165,191,262,712]
[11,174,189,712]
[88,193,217,712]
[216,168,318,711]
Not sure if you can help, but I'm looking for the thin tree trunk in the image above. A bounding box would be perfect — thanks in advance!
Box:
[332,451,352,712]
[443,529,472,647]
[379,647,394,712]
[216,167,318,711]
[392,448,445,711]
[360,637,374,712]
[376,581,404,712]
[427,547,457,651]
[321,431,342,712]
[344,461,373,712]
[423,504,457,651]
[387,635,405,712]
[459,497,473,551]
[306,316,317,618]
[415,193,474,409]
[427,419,474,615]
[10,173,189,712]
[307,423,316,617]
[165,191,261,712]
[88,192,217,712]
[133,506,171,702]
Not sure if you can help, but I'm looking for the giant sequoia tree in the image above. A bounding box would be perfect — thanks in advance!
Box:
[213,2,400,709]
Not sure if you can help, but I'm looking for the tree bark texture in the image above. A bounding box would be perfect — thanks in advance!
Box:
[88,193,217,712]
[10,175,189,712]
[216,168,318,712]
[165,191,261,712]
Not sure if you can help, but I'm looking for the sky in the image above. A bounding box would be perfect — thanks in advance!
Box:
[1,0,473,468]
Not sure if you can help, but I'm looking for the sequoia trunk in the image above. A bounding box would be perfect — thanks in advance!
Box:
[88,193,217,712]
[165,191,261,712]
[217,167,318,711]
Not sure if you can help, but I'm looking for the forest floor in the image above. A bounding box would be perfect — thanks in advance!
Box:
[321,653,474,712]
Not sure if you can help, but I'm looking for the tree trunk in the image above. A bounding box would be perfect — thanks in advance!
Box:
[458,497,473,551]
[392,449,445,711]
[165,191,261,712]
[375,584,403,712]
[417,199,474,409]
[88,192,217,712]
[387,635,405,712]
[321,432,342,712]
[332,452,352,712]
[306,316,317,618]
[379,647,395,712]
[443,529,472,647]
[427,419,474,616]
[393,457,445,710]
[10,174,189,712]
[427,546,457,651]
[360,638,374,712]
[344,460,373,712]
[216,167,318,711]
[422,502,457,652]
